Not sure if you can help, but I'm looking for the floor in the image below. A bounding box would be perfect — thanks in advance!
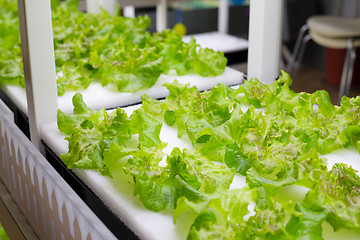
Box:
[230,63,360,105]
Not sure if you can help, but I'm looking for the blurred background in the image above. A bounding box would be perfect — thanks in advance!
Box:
[88,0,360,104]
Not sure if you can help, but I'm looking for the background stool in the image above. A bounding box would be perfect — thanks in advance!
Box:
[288,16,360,104]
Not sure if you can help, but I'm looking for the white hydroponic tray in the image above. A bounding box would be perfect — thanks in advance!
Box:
[40,102,360,240]
[182,32,249,53]
[3,67,243,115]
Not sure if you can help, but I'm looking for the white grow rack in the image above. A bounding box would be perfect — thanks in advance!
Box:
[0,98,116,240]
[0,0,282,238]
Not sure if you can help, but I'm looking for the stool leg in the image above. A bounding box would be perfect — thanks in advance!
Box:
[287,24,309,76]
[345,47,356,96]
[338,38,356,105]
[292,34,311,81]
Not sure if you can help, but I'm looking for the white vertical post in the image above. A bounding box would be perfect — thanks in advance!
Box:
[86,0,117,15]
[123,6,136,18]
[102,0,117,15]
[156,0,167,32]
[247,0,284,84]
[86,0,96,13]
[17,0,58,151]
[218,0,229,34]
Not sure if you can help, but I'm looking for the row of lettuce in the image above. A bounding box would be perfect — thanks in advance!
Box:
[58,72,360,239]
[0,0,227,95]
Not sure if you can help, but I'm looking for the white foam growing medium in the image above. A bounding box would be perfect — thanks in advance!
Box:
[4,67,243,115]
[40,103,360,240]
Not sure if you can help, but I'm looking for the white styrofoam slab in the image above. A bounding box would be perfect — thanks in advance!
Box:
[182,32,249,53]
[40,103,360,240]
[3,67,243,115]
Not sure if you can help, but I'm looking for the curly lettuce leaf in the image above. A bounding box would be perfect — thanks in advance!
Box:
[57,92,111,135]
[187,209,239,240]
[303,163,360,231]
[130,107,163,148]
[58,93,132,176]
[169,148,235,194]
[124,147,234,212]
[159,81,236,162]
[124,147,206,211]
[176,188,254,239]
[183,186,326,240]
[224,142,250,176]
[241,201,328,240]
